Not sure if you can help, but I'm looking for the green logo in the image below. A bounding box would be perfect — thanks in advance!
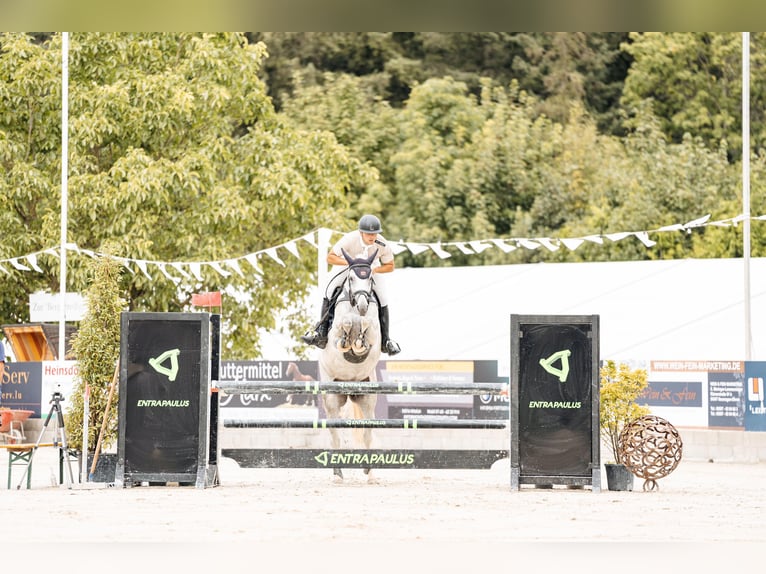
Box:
[539,349,571,382]
[149,348,180,381]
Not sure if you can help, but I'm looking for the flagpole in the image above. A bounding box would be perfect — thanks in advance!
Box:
[59,32,69,360]
[743,32,752,361]
[317,228,331,295]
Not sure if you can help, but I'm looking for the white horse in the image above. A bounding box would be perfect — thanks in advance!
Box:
[318,248,381,482]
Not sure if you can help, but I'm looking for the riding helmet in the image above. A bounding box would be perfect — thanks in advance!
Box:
[358,214,382,233]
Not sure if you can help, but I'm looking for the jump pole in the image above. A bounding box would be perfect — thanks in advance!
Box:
[224,418,508,429]
[216,380,508,396]
[218,378,511,472]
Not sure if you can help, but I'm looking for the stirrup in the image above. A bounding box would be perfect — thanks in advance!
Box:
[383,339,401,355]
[301,331,328,349]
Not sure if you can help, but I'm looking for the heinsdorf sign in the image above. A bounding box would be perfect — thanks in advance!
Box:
[115,312,214,488]
[510,315,600,491]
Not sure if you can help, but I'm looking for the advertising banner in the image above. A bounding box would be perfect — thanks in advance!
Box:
[647,360,743,428]
[472,359,509,420]
[1,361,42,414]
[380,361,474,420]
[218,360,320,420]
[744,362,766,432]
[708,371,745,428]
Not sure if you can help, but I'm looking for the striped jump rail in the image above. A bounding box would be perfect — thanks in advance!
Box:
[215,380,509,396]
[223,418,508,429]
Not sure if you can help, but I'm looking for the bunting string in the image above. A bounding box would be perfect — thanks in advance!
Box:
[0,213,757,279]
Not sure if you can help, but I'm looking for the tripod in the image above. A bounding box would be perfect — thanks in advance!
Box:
[17,390,75,490]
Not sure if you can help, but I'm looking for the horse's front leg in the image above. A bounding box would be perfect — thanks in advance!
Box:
[336,316,353,352]
[350,317,371,355]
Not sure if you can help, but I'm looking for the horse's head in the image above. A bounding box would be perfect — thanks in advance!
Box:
[341,248,377,316]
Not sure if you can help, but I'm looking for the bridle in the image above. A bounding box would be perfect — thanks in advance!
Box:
[345,262,374,313]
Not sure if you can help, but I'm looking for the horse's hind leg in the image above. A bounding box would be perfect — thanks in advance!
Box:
[322,393,346,481]
[352,395,378,482]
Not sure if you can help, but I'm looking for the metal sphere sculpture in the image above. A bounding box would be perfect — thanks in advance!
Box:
[617,414,683,491]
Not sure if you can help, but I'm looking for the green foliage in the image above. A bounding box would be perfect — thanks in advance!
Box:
[0,32,366,358]
[599,360,651,463]
[3,31,766,361]
[622,32,766,161]
[253,32,630,134]
[65,249,125,453]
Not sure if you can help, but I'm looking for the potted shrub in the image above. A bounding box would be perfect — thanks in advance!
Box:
[599,360,651,491]
[65,248,125,482]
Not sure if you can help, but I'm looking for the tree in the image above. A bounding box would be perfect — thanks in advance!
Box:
[0,33,372,358]
[279,71,401,219]
[621,32,766,161]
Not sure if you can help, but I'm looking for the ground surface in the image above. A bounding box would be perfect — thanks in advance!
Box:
[1,447,763,571]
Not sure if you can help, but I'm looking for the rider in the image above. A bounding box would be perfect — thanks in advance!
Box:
[301,214,401,355]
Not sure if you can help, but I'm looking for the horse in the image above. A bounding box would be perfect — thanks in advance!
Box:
[284,362,317,407]
[318,248,382,482]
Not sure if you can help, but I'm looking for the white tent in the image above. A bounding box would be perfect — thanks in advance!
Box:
[261,257,766,377]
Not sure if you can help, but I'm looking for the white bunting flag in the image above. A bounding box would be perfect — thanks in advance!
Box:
[406,243,430,255]
[156,263,178,282]
[634,231,657,247]
[453,242,475,255]
[468,241,492,254]
[170,262,191,279]
[26,254,44,272]
[264,247,285,267]
[489,239,516,253]
[518,239,540,250]
[657,223,684,232]
[9,258,30,271]
[117,257,135,274]
[209,261,232,278]
[560,238,585,251]
[536,238,560,252]
[189,262,203,281]
[301,232,318,247]
[390,242,408,255]
[226,259,245,278]
[135,260,152,280]
[684,214,711,228]
[427,243,452,259]
[244,253,262,274]
[605,232,631,242]
[283,240,300,259]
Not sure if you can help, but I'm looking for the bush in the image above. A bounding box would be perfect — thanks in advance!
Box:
[599,360,651,463]
[65,251,125,453]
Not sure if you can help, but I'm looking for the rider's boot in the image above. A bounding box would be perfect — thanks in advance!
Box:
[301,297,331,349]
[379,305,401,355]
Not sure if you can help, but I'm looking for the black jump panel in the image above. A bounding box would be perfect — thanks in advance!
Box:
[115,312,216,488]
[510,315,600,491]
